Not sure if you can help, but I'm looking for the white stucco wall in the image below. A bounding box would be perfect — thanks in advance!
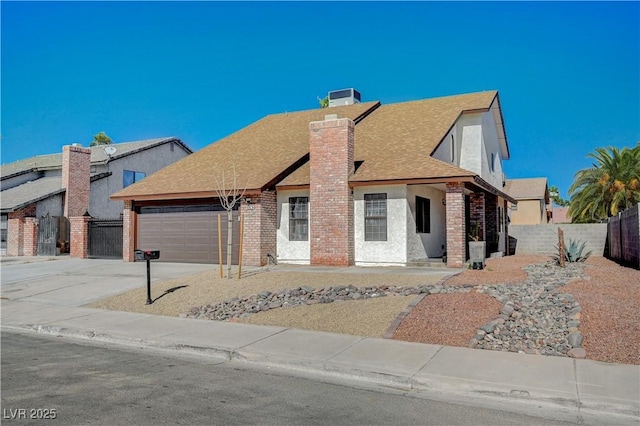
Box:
[458,114,483,175]
[480,110,504,189]
[354,185,407,266]
[406,185,447,261]
[276,189,310,264]
[432,111,505,192]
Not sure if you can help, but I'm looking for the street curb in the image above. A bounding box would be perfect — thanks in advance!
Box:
[3,323,638,426]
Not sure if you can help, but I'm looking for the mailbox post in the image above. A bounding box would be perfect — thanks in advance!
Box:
[134,249,160,305]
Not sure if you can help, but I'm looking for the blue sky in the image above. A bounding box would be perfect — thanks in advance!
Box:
[1,1,638,199]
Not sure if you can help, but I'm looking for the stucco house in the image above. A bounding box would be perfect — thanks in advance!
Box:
[112,90,516,268]
[504,178,551,225]
[1,137,192,256]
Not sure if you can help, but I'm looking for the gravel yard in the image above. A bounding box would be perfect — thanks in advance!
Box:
[86,254,640,365]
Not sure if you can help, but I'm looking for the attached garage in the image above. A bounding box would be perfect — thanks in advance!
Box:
[137,210,239,264]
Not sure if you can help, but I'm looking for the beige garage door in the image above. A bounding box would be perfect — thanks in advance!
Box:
[137,211,239,264]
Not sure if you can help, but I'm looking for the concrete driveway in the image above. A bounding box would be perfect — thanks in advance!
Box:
[0,256,213,306]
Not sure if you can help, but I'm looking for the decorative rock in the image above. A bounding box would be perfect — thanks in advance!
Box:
[567,348,587,359]
[568,332,583,348]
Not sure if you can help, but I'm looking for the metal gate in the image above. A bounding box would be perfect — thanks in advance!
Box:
[88,219,123,259]
[37,214,69,256]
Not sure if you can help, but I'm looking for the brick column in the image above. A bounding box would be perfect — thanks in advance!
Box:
[469,192,486,241]
[6,205,36,256]
[309,115,355,266]
[62,145,91,218]
[23,218,39,256]
[122,200,136,262]
[7,218,24,256]
[70,216,90,258]
[446,182,466,268]
[241,190,277,266]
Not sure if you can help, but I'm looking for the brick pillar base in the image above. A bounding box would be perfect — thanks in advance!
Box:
[241,191,277,267]
[70,216,90,258]
[7,218,25,256]
[446,182,466,268]
[23,218,39,256]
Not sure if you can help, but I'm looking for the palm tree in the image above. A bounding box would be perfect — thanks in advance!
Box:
[568,144,640,223]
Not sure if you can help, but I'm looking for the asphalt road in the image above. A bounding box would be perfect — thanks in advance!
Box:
[1,332,576,426]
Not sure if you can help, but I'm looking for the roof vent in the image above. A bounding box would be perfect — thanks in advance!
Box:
[328,88,361,107]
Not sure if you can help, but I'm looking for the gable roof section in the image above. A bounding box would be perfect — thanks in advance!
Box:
[0,176,64,213]
[279,91,500,186]
[1,137,188,180]
[504,178,549,201]
[111,102,380,201]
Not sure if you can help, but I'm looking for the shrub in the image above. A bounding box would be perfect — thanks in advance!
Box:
[553,238,592,265]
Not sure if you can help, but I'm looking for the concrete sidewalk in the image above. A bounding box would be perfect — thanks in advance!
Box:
[1,257,638,425]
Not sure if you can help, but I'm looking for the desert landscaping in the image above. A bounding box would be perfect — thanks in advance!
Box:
[87,254,640,366]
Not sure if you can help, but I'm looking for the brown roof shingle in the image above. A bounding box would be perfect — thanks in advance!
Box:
[279,91,499,186]
[112,91,506,200]
[111,102,380,200]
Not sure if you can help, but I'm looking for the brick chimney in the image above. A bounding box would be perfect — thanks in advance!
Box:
[62,144,91,217]
[309,115,355,266]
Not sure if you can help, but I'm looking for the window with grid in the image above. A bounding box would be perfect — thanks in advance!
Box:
[289,197,309,241]
[415,196,431,233]
[364,193,387,241]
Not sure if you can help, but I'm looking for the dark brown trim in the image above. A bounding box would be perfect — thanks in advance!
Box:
[276,184,310,191]
[350,176,476,187]
[111,188,262,202]
[472,175,517,204]
[353,101,382,124]
[261,154,309,192]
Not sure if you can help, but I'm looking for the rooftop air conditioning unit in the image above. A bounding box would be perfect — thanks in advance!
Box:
[328,88,361,107]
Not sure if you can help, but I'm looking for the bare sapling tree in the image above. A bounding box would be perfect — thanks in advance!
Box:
[213,164,247,278]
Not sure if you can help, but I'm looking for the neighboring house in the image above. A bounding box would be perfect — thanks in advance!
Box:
[112,90,517,268]
[550,206,571,224]
[504,178,550,225]
[1,137,192,256]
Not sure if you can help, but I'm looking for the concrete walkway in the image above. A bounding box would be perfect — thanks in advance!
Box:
[1,256,638,425]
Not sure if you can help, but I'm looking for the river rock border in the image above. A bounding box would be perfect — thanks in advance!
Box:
[182,283,473,322]
[182,261,588,359]
[470,261,587,358]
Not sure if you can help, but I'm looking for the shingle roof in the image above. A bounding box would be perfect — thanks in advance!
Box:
[0,176,64,212]
[111,102,380,200]
[111,91,507,201]
[504,178,549,200]
[279,91,498,186]
[1,137,187,179]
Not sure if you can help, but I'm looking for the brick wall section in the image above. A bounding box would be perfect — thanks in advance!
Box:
[6,204,36,256]
[70,216,90,258]
[7,219,24,256]
[446,182,466,268]
[309,117,355,266]
[485,193,498,248]
[469,192,486,241]
[241,191,277,266]
[62,145,91,218]
[122,200,135,262]
[22,218,38,256]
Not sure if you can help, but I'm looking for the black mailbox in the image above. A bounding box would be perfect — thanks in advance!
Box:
[135,249,160,261]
